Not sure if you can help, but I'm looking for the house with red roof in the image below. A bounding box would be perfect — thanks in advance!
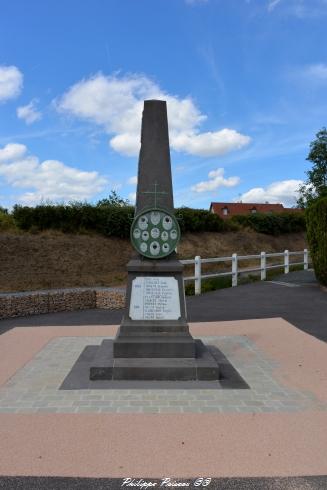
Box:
[210,202,302,219]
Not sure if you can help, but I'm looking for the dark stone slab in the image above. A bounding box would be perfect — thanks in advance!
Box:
[113,334,196,358]
[208,345,250,389]
[89,340,113,381]
[77,345,98,362]
[90,339,219,381]
[62,346,99,390]
[61,339,249,389]
[126,257,184,272]
[112,358,197,381]
[195,343,221,381]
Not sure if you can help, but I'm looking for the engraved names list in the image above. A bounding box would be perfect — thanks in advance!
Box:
[129,276,181,320]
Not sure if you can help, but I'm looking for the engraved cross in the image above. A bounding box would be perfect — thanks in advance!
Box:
[141,181,167,208]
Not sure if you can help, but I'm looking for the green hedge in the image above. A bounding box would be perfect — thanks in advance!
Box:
[306,197,327,286]
[229,212,306,235]
[8,203,306,237]
[12,203,134,238]
[176,207,226,233]
[11,203,226,238]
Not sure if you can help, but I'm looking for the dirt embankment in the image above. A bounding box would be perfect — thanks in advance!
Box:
[0,230,307,292]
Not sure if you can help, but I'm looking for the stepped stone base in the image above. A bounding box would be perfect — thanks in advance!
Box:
[113,334,196,358]
[90,339,220,381]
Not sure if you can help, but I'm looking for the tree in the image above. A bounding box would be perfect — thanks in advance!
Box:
[96,190,130,207]
[306,196,327,286]
[297,127,327,208]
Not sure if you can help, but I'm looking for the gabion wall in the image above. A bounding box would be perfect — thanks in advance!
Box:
[0,288,126,320]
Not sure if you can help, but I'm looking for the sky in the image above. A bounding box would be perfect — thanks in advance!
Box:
[0,0,327,210]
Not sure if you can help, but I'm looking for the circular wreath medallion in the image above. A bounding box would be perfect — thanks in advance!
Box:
[130,208,181,259]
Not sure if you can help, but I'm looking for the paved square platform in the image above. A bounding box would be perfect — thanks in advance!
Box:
[1,318,327,479]
[0,334,322,413]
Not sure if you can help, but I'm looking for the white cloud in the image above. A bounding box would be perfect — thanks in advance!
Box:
[56,73,250,158]
[191,168,240,193]
[0,65,23,102]
[268,0,327,18]
[110,132,141,157]
[0,143,27,162]
[291,0,327,18]
[185,0,208,4]
[17,99,42,124]
[0,143,107,205]
[304,63,327,82]
[173,129,250,157]
[238,179,303,207]
[267,0,282,12]
[288,62,327,87]
[127,176,138,185]
[128,192,136,203]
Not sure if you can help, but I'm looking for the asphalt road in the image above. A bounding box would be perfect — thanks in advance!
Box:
[1,476,327,490]
[1,271,326,341]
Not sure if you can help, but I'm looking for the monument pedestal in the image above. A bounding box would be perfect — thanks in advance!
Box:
[114,257,194,358]
[90,258,220,381]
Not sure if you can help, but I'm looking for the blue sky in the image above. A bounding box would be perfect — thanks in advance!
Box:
[0,0,327,209]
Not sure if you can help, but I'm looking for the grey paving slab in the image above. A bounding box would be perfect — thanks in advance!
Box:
[0,335,325,414]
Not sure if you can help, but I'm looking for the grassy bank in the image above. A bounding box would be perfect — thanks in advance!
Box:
[0,230,307,292]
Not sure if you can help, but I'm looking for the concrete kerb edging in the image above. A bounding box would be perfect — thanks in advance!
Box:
[0,287,126,320]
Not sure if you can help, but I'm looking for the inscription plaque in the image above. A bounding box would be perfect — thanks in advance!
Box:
[129,276,181,320]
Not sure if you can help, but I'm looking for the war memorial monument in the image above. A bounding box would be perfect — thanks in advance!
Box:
[89,100,220,382]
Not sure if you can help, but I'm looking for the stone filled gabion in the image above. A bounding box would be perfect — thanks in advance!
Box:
[96,290,125,309]
[0,288,126,320]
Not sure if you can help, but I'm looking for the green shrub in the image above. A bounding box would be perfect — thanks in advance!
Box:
[12,202,134,238]
[306,197,327,286]
[0,210,16,231]
[100,205,134,238]
[176,207,226,233]
[229,212,306,235]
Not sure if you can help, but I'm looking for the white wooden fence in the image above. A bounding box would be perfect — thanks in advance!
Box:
[181,249,310,295]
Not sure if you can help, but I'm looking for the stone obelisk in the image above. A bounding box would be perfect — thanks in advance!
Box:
[90,100,219,381]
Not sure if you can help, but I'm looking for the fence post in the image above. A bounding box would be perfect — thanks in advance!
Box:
[232,253,238,287]
[284,250,289,274]
[304,248,308,270]
[260,251,266,281]
[194,255,201,295]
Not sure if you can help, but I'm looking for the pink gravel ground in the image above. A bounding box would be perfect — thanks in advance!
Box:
[0,319,327,478]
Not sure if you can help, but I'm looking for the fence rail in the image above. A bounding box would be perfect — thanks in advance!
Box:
[181,249,310,295]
